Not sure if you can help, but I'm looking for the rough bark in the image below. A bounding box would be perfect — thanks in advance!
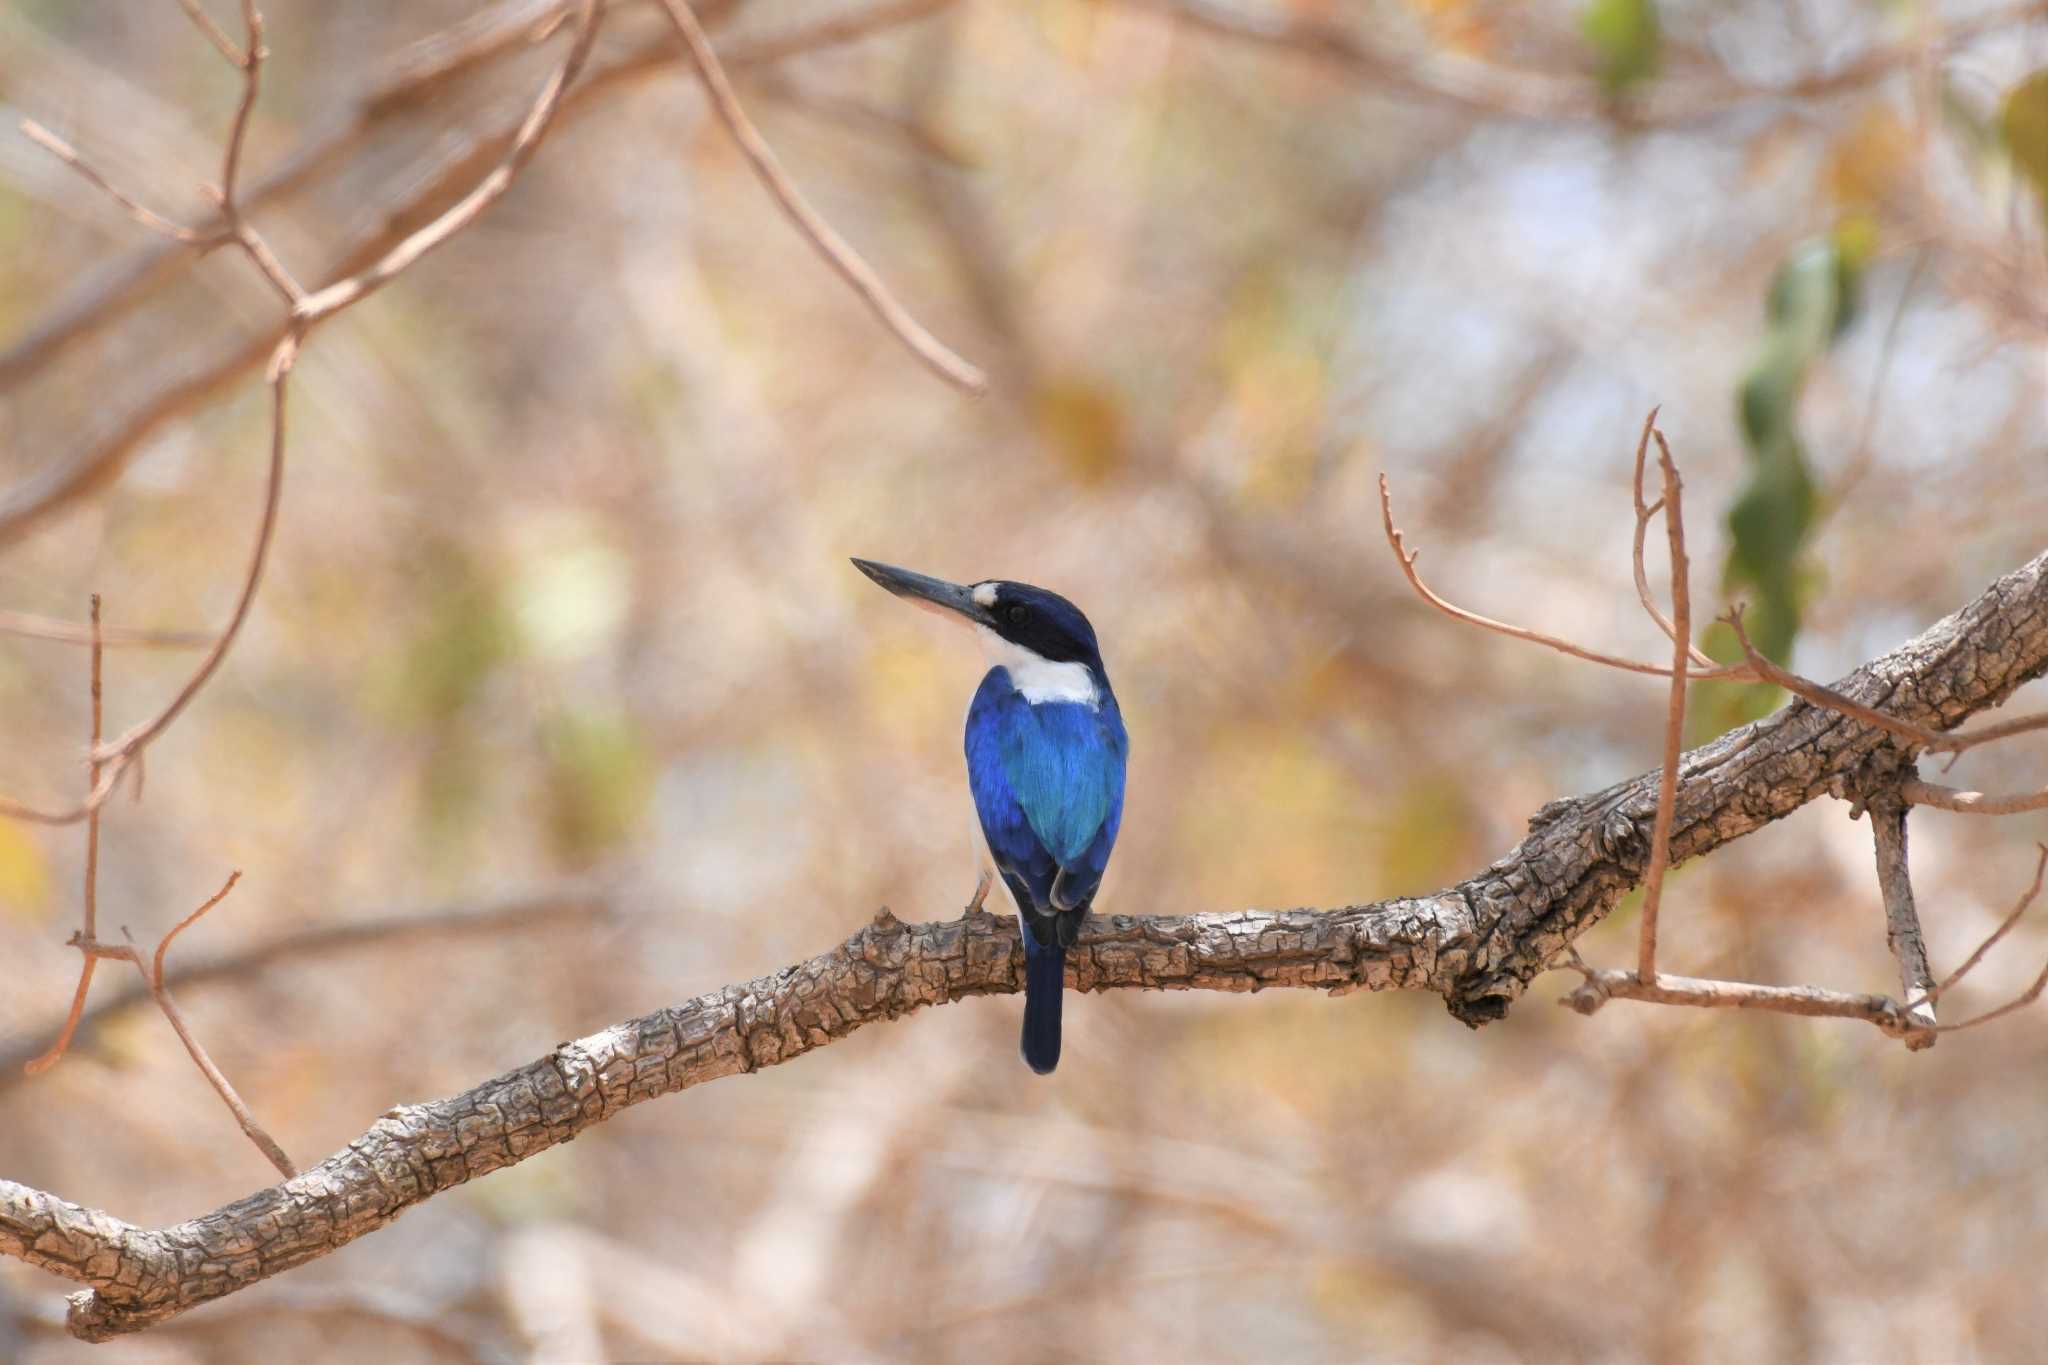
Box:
[5,548,2047,1341]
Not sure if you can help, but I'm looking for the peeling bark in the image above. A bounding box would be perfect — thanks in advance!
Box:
[5,549,2047,1341]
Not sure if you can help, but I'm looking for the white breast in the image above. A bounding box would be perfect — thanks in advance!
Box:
[974,625,1099,706]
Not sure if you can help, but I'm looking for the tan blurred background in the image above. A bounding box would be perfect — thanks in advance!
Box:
[3,0,2047,1360]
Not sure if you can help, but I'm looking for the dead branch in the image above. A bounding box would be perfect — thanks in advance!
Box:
[0,882,614,1085]
[0,609,210,649]
[1634,431,1692,982]
[1870,792,1939,1041]
[20,598,108,1074]
[1378,472,1752,682]
[650,0,987,394]
[1561,967,1925,1035]
[5,546,2048,1340]
[290,0,602,325]
[1898,779,2048,815]
[1918,847,2047,1002]
[1629,410,1717,668]
[0,0,946,548]
[1,0,600,825]
[0,0,953,545]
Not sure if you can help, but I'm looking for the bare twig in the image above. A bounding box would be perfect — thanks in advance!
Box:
[291,0,606,326]
[1629,409,1716,668]
[0,0,946,546]
[125,871,297,1178]
[18,120,223,246]
[1870,794,1938,1041]
[0,610,210,649]
[0,882,613,1085]
[1635,429,1690,982]
[1561,966,1926,1038]
[20,598,107,1076]
[175,0,247,65]
[204,1,305,305]
[1924,852,2048,1029]
[1899,778,2048,815]
[1908,845,2047,1011]
[650,0,988,395]
[90,340,291,772]
[1378,473,1753,682]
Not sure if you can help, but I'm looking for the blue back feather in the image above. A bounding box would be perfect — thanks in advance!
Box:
[965,667,1127,915]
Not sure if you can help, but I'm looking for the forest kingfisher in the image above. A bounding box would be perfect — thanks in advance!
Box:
[852,559,1128,1075]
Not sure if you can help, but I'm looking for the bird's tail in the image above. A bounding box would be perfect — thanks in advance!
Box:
[1020,929,1064,1076]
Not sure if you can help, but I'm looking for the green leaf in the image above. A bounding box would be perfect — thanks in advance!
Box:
[1581,0,1660,94]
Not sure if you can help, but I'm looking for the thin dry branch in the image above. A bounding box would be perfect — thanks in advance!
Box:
[20,598,107,1076]
[1898,778,2048,815]
[1561,967,1926,1036]
[0,882,613,1084]
[1377,472,1753,682]
[291,0,603,325]
[17,120,224,246]
[121,870,298,1178]
[1871,795,1938,1041]
[1909,845,2047,1011]
[1634,431,1690,981]
[91,343,290,772]
[6,546,2048,1340]
[1630,410,1716,669]
[176,0,246,65]
[63,875,296,1179]
[0,0,945,545]
[650,0,988,395]
[4,0,601,826]
[0,610,210,649]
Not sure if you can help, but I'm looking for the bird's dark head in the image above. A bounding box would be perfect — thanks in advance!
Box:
[851,559,1109,701]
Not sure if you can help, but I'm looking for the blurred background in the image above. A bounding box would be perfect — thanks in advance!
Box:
[2,0,2047,1359]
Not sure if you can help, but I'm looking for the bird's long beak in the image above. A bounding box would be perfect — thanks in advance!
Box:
[851,559,994,627]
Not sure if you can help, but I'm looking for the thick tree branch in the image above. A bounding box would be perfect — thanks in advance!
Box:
[5,549,2048,1340]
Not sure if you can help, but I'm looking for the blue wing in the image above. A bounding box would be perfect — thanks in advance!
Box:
[964,669,1127,916]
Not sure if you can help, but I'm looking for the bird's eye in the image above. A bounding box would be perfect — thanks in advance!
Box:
[1007,605,1028,625]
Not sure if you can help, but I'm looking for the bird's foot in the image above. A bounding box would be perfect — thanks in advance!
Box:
[963,869,993,918]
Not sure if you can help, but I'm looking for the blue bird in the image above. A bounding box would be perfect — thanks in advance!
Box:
[853,559,1128,1075]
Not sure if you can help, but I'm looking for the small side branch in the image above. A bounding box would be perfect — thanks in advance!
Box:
[1635,430,1690,982]
[1899,779,2048,815]
[1561,967,1926,1037]
[1378,472,1752,682]
[1870,793,1938,1042]
[650,0,988,395]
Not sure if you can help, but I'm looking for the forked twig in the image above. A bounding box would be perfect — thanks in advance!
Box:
[1630,409,1717,669]
[650,0,988,395]
[291,0,603,325]
[1378,473,1755,682]
[1903,845,2048,1015]
[1635,431,1691,981]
